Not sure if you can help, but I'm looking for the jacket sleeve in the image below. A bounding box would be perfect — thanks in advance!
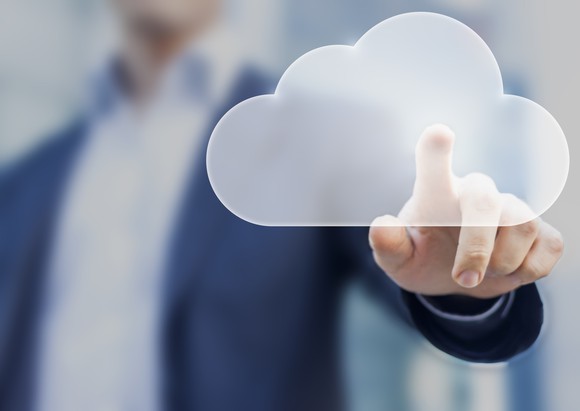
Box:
[333,226,544,363]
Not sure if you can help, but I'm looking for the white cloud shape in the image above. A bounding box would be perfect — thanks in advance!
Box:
[207,12,569,226]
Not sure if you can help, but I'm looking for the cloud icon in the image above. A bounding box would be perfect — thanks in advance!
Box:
[207,12,569,226]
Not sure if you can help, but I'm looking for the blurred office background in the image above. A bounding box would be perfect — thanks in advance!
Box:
[0,0,578,410]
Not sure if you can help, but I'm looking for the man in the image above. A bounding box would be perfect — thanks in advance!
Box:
[0,0,563,410]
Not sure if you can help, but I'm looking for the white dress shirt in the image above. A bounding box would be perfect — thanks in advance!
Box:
[36,26,242,411]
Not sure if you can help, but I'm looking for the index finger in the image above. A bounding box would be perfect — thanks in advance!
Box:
[413,124,456,203]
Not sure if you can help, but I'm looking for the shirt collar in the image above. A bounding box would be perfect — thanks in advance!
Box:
[87,20,245,119]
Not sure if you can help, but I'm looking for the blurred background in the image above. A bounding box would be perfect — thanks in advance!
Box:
[0,0,578,410]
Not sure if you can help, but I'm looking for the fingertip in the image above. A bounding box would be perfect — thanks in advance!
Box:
[420,123,455,152]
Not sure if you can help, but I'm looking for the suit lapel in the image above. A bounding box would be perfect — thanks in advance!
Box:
[162,68,273,311]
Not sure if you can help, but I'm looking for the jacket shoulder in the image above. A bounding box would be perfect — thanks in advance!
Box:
[228,66,277,104]
[0,120,86,212]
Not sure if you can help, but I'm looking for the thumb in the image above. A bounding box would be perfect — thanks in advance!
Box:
[369,215,414,273]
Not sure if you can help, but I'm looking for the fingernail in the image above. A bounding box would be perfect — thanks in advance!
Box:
[456,270,481,288]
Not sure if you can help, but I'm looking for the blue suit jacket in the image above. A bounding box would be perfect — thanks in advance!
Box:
[0,69,543,411]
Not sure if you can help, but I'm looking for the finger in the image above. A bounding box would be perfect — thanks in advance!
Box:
[369,215,414,274]
[414,124,456,202]
[488,194,539,275]
[510,222,564,285]
[452,173,502,288]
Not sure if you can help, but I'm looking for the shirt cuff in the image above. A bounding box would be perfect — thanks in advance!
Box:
[416,291,515,322]
[401,284,543,362]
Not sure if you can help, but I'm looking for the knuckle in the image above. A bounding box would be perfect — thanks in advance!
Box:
[545,232,564,255]
[459,174,503,221]
[460,176,500,210]
[515,219,540,238]
[463,248,490,266]
[472,193,500,214]
[522,259,550,280]
[489,257,517,275]
[499,193,535,226]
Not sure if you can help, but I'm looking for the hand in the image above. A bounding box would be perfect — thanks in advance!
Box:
[369,124,564,299]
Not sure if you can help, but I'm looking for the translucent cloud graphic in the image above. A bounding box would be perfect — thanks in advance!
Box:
[207,12,569,226]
